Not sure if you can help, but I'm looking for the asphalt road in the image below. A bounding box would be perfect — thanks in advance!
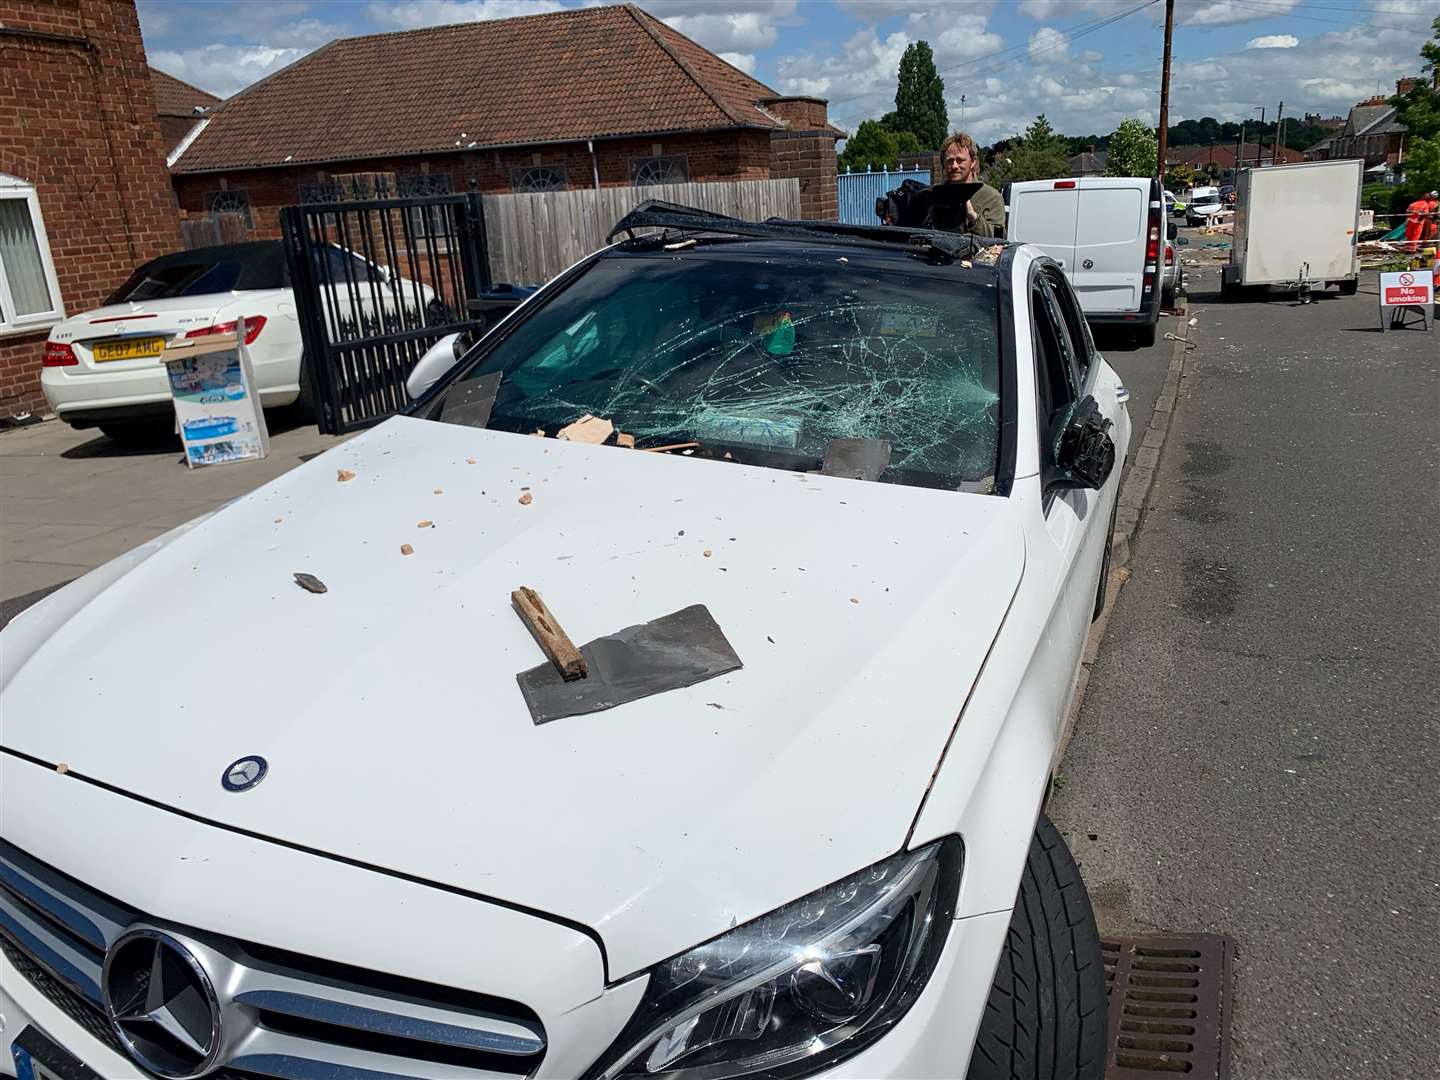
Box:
[1052,269,1439,1077]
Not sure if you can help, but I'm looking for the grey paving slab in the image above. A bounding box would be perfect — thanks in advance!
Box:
[0,416,348,602]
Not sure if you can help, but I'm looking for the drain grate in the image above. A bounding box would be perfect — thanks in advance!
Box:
[1101,933,1233,1079]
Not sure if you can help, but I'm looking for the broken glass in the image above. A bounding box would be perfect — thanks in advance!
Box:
[433,251,1001,486]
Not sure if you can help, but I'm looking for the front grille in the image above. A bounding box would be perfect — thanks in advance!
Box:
[0,839,546,1079]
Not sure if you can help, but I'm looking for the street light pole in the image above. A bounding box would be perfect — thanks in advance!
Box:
[1156,0,1176,186]
[960,94,966,131]
[1253,106,1265,166]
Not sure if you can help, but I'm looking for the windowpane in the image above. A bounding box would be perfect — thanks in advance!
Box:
[0,198,54,317]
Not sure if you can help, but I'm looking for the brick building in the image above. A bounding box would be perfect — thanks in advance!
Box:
[168,4,842,233]
[150,67,221,156]
[0,0,180,417]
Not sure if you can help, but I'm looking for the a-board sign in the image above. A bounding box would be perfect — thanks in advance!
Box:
[162,325,270,467]
[1380,269,1433,307]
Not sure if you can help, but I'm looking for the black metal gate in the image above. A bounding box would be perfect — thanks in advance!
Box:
[280,190,493,434]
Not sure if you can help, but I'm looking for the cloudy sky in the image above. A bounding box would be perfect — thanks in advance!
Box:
[139,0,1435,143]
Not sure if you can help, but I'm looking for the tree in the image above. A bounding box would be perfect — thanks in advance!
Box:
[1393,16,1440,191]
[839,120,900,172]
[1166,163,1197,192]
[1105,118,1159,177]
[986,114,1071,183]
[893,41,948,150]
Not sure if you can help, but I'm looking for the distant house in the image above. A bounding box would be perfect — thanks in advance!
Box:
[1067,149,1108,177]
[1306,79,1420,169]
[167,3,845,233]
[1167,143,1304,183]
[150,68,221,157]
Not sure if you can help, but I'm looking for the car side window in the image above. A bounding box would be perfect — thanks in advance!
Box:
[1046,269,1094,387]
[1031,275,1078,436]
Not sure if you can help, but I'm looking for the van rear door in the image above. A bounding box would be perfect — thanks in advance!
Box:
[1006,182,1078,273]
[1071,180,1147,313]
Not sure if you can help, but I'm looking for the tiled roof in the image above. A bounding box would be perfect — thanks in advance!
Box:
[149,67,222,117]
[171,4,788,174]
[1342,105,1390,137]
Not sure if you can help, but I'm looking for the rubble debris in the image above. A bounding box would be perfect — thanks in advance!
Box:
[434,488,444,494]
[417,520,434,528]
[703,549,713,558]
[400,544,415,556]
[641,441,701,454]
[512,586,588,681]
[273,517,283,524]
[55,763,70,774]
[821,438,892,482]
[557,414,615,444]
[466,458,478,464]
[517,604,742,724]
[518,491,533,505]
[531,429,546,437]
[336,469,356,482]
[293,572,328,594]
[972,244,1004,266]
[616,433,636,449]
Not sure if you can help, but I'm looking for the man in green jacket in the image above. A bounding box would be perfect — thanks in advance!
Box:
[940,131,1006,237]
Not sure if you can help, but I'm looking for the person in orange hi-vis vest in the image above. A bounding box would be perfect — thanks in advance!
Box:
[1424,191,1439,246]
[1404,192,1431,253]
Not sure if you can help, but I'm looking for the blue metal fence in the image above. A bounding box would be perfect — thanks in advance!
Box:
[837,167,932,225]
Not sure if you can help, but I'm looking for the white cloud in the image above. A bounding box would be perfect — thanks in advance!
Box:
[659,12,777,51]
[1246,34,1299,49]
[719,51,758,74]
[1028,26,1070,63]
[1019,0,1139,18]
[1180,0,1297,28]
[367,0,563,30]
[149,43,316,98]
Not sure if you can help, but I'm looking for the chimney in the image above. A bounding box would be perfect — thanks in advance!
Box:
[1396,77,1420,96]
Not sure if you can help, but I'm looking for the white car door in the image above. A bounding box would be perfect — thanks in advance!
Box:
[1029,268,1117,734]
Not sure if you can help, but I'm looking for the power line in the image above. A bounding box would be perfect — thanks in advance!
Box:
[1221,0,1427,33]
[959,0,1162,84]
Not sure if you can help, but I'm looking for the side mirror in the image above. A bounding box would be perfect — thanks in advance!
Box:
[1053,395,1115,491]
[1167,222,1178,241]
[406,333,465,400]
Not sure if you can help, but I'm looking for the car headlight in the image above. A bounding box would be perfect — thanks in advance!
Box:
[585,837,962,1080]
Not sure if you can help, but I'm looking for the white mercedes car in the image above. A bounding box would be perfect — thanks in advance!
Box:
[1,209,1129,1080]
[40,241,438,441]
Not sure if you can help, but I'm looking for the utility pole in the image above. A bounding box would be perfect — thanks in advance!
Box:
[1236,122,1245,183]
[1156,0,1175,186]
[1253,106,1265,166]
[1274,100,1284,164]
[960,94,966,131]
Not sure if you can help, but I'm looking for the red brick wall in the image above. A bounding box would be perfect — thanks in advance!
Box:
[172,130,775,241]
[761,97,839,221]
[0,0,180,416]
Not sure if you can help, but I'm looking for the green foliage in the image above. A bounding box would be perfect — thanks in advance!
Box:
[1392,17,1440,145]
[1105,118,1158,177]
[839,120,900,172]
[893,42,948,150]
[986,114,1072,184]
[1166,115,1333,153]
[894,131,922,156]
[1403,136,1440,195]
[1166,163,1197,192]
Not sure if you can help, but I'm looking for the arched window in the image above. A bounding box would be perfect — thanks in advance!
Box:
[0,174,65,333]
[629,156,689,187]
[512,166,568,193]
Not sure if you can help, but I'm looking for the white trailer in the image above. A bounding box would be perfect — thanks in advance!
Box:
[1221,159,1362,301]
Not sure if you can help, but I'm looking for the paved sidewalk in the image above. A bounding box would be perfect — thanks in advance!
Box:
[1,412,347,602]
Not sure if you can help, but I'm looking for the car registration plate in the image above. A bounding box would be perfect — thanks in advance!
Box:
[12,1027,99,1080]
[92,336,165,362]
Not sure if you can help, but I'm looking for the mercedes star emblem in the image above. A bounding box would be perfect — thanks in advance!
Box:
[221,755,268,792]
[103,929,222,1078]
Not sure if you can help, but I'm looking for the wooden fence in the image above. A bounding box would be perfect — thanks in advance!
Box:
[481,178,801,286]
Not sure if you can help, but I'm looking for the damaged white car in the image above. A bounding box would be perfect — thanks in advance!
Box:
[0,207,1129,1080]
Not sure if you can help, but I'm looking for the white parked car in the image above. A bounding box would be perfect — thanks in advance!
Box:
[0,211,1129,1080]
[1007,176,1167,345]
[41,241,437,441]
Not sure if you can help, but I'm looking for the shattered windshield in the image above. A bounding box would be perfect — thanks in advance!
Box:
[432,249,1001,487]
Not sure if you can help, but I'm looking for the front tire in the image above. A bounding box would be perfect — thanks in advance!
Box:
[967,815,1106,1080]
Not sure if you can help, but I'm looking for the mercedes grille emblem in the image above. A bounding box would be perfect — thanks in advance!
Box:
[102,929,222,1078]
[221,755,268,792]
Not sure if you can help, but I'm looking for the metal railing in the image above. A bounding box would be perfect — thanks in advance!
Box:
[837,167,932,225]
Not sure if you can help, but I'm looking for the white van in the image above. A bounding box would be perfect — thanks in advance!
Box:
[1184,186,1223,225]
[1006,176,1168,346]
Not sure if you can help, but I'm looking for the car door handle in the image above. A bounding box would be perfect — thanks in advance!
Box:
[1116,384,1131,404]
